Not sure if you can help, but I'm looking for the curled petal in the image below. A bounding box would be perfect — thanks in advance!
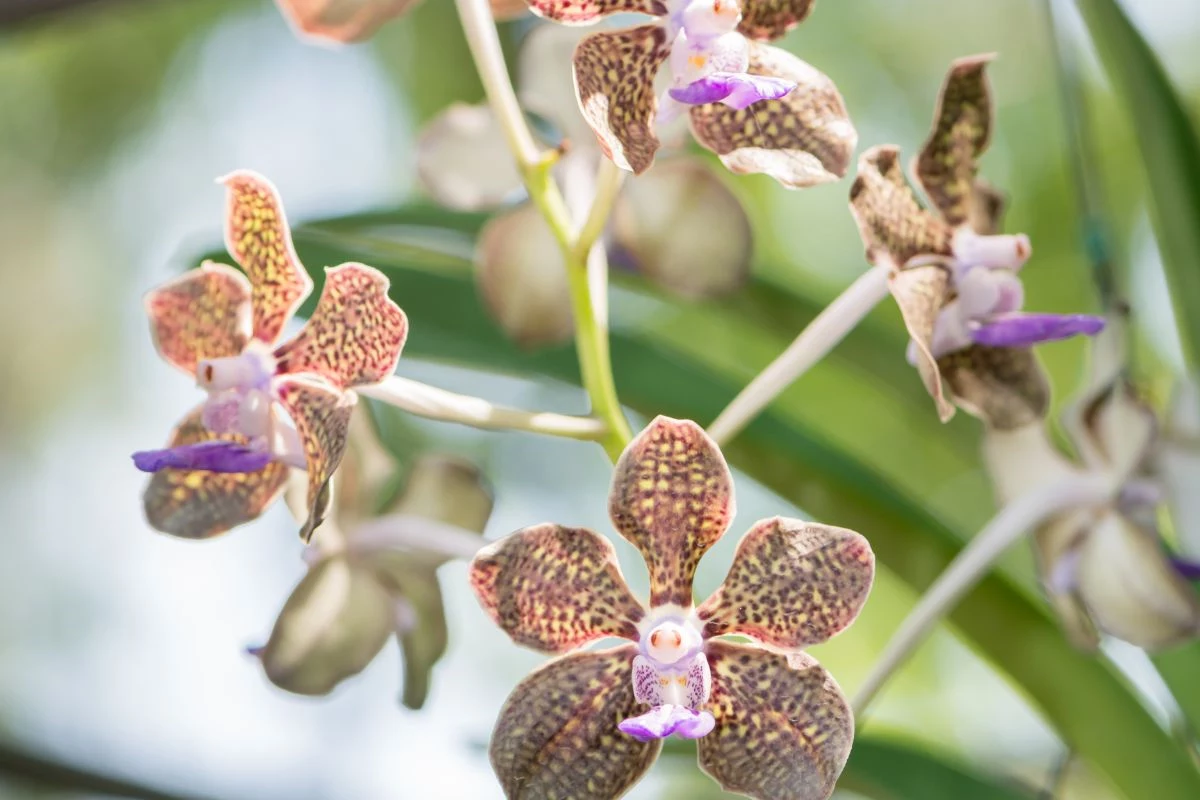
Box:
[574,25,672,174]
[276,376,357,542]
[470,524,644,654]
[849,145,954,268]
[699,642,853,800]
[220,170,314,344]
[144,262,251,377]
[490,646,660,800]
[416,103,523,212]
[142,408,288,539]
[668,73,795,109]
[528,0,666,24]
[688,44,857,188]
[736,0,814,41]
[132,440,272,474]
[938,345,1051,430]
[970,312,1105,349]
[697,518,874,649]
[619,705,715,741]
[274,263,408,388]
[913,54,995,229]
[892,265,955,422]
[609,417,735,607]
[274,0,420,43]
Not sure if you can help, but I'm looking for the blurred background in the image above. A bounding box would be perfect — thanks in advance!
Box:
[0,0,1198,797]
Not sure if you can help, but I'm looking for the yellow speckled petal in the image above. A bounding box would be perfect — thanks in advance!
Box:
[697,518,874,649]
[276,376,357,542]
[490,646,660,800]
[220,170,314,345]
[144,261,252,377]
[688,44,857,189]
[274,263,408,388]
[699,642,853,800]
[892,265,955,422]
[609,416,735,608]
[737,0,814,41]
[528,0,665,24]
[848,145,953,267]
[143,407,288,539]
[574,24,671,174]
[913,54,995,229]
[937,345,1051,430]
[470,523,645,654]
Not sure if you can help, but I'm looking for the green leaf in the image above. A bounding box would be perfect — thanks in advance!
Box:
[1075,0,1200,366]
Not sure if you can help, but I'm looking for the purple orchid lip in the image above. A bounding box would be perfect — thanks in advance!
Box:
[668,73,796,110]
[970,312,1106,349]
[618,704,715,741]
[132,440,273,474]
[1170,556,1200,582]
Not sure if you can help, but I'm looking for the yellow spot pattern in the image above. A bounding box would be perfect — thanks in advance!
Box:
[735,0,814,41]
[144,262,251,376]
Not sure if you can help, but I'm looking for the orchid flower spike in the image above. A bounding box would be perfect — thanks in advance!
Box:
[527,0,855,185]
[848,54,1105,424]
[133,171,408,542]
[471,416,874,799]
[274,0,527,44]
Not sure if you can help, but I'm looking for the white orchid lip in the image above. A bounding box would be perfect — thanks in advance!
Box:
[951,228,1032,272]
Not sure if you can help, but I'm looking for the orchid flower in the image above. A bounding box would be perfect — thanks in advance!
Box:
[133,171,409,542]
[470,416,874,799]
[527,0,856,185]
[848,54,1105,423]
[274,0,527,43]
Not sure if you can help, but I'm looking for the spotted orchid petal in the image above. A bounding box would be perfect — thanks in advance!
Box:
[697,518,874,649]
[142,407,289,539]
[892,265,955,422]
[668,73,795,109]
[609,417,735,608]
[220,170,314,345]
[913,54,995,229]
[275,376,357,542]
[144,262,252,377]
[970,312,1106,349]
[619,704,715,741]
[274,0,421,42]
[687,43,856,188]
[736,0,814,40]
[699,642,853,800]
[274,263,408,389]
[416,103,524,212]
[470,523,645,653]
[132,440,272,474]
[574,24,672,175]
[527,0,666,24]
[490,646,660,800]
[937,344,1051,430]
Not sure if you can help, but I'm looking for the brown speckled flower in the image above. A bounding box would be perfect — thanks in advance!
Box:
[470,416,874,799]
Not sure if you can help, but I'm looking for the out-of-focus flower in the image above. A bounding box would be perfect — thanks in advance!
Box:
[133,171,409,542]
[417,26,752,348]
[1160,376,1200,565]
[528,0,856,185]
[848,54,1104,425]
[274,0,527,44]
[470,416,874,799]
[253,415,494,706]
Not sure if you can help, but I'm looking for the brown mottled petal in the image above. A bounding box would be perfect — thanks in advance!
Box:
[737,0,814,41]
[275,263,408,389]
[274,0,421,42]
[848,145,954,267]
[699,642,853,800]
[527,0,666,24]
[609,416,735,608]
[912,54,995,229]
[276,376,357,542]
[470,523,644,654]
[143,407,288,539]
[221,170,314,344]
[573,24,671,175]
[144,262,252,377]
[688,43,857,189]
[1032,513,1101,651]
[938,345,1051,430]
[891,265,955,422]
[697,518,874,649]
[490,646,659,800]
[416,103,523,212]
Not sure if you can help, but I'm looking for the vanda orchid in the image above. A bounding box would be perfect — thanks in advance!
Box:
[471,417,874,799]
[133,171,408,541]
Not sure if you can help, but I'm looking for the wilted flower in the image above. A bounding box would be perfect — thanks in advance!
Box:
[253,415,494,707]
[274,0,527,44]
[470,416,874,799]
[848,54,1104,424]
[133,171,409,541]
[528,0,856,185]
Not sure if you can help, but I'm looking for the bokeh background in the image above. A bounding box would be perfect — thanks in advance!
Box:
[1,0,1198,797]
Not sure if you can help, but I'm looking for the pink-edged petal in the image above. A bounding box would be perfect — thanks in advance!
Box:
[416,103,523,212]
[274,0,420,43]
[687,43,856,188]
[142,407,288,539]
[668,73,795,109]
[274,263,408,388]
[609,416,735,608]
[937,344,1051,430]
[574,24,672,175]
[619,704,715,741]
[970,312,1106,349]
[220,170,314,345]
[144,262,252,377]
[527,0,666,24]
[132,440,272,474]
[699,642,853,800]
[490,645,660,800]
[893,265,955,422]
[470,523,644,654]
[697,518,874,649]
[275,375,357,542]
[737,0,814,40]
[912,54,996,229]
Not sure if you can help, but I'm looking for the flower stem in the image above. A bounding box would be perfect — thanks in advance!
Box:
[453,0,632,460]
[707,265,891,445]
